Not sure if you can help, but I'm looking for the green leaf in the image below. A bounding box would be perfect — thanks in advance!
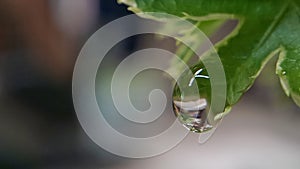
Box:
[120,0,300,108]
[167,19,226,79]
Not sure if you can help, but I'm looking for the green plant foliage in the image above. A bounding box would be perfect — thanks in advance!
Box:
[119,0,300,109]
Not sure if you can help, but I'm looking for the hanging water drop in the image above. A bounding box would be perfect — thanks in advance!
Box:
[172,66,219,134]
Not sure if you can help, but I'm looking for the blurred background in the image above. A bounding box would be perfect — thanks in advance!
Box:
[0,0,299,169]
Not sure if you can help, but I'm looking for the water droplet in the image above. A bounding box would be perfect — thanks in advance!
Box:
[282,71,286,75]
[173,66,217,133]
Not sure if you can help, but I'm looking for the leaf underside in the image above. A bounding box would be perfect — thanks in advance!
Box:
[120,0,300,110]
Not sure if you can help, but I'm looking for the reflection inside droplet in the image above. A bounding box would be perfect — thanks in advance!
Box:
[173,98,213,133]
